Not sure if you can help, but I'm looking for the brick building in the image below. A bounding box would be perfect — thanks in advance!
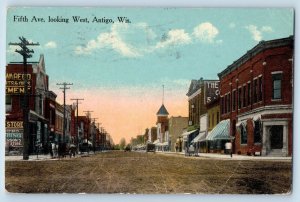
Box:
[6,55,51,154]
[155,104,169,150]
[218,36,293,156]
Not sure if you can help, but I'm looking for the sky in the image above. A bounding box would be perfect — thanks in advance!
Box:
[6,7,294,144]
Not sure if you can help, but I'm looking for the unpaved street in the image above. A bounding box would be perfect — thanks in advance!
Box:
[5,151,292,194]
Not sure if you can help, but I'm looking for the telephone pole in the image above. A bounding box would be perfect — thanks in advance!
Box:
[83,110,93,154]
[57,82,73,143]
[70,98,84,152]
[9,37,39,160]
[90,118,98,153]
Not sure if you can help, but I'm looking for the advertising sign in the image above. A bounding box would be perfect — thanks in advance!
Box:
[6,121,23,147]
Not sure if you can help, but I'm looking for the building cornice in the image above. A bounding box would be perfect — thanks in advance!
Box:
[218,36,294,79]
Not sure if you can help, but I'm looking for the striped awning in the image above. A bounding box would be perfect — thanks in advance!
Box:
[181,129,198,141]
[206,119,233,141]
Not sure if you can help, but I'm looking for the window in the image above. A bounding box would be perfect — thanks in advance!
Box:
[208,114,211,128]
[243,85,246,107]
[238,87,242,109]
[272,73,282,99]
[227,93,231,112]
[253,79,258,103]
[221,97,224,114]
[258,77,263,101]
[224,95,227,114]
[212,113,215,127]
[216,112,219,124]
[240,124,247,144]
[6,95,12,112]
[247,82,251,106]
[254,120,261,143]
[232,90,236,111]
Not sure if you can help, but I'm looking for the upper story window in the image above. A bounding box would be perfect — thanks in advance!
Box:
[253,79,258,103]
[238,87,242,109]
[232,90,236,111]
[272,73,282,100]
[6,95,12,112]
[243,85,246,108]
[258,76,263,101]
[247,82,251,106]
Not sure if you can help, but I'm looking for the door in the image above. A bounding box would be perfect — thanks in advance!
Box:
[270,125,283,149]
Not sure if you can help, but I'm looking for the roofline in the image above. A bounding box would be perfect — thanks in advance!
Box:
[218,36,294,79]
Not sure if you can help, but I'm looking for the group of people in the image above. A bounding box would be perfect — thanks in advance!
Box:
[49,142,76,158]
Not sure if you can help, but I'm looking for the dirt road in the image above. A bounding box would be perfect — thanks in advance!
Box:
[5,151,292,194]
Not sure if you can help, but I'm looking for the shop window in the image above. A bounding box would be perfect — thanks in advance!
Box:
[254,120,261,143]
[240,124,247,144]
[272,73,282,99]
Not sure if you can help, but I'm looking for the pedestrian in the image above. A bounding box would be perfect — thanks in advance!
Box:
[225,142,232,158]
[49,143,53,158]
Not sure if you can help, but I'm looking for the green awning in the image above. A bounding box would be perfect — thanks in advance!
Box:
[206,119,233,141]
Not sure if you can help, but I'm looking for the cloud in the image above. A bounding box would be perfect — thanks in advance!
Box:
[75,23,141,57]
[155,29,191,49]
[245,25,274,42]
[193,22,219,43]
[45,41,57,48]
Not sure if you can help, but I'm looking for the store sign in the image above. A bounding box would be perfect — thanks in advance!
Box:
[205,81,220,104]
[6,121,23,147]
[6,73,32,94]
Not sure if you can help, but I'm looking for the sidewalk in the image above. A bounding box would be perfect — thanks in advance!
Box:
[4,151,98,161]
[156,151,292,161]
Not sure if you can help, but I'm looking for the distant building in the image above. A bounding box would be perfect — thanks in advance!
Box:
[156,104,169,151]
[168,116,188,152]
[218,36,293,156]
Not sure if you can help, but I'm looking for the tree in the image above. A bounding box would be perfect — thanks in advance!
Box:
[119,138,126,150]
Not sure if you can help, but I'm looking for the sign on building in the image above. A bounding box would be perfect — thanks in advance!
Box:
[205,81,220,104]
[6,121,23,147]
[6,73,32,94]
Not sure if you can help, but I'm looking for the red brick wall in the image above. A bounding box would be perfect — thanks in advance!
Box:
[219,40,293,155]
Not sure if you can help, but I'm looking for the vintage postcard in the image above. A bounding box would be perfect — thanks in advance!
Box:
[5,7,294,194]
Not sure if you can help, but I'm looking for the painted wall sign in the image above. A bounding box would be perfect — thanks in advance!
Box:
[6,73,32,94]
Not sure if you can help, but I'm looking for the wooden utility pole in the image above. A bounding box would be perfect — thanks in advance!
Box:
[56,82,73,143]
[70,98,84,152]
[9,37,39,160]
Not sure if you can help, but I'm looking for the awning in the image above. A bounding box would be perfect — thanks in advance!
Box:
[29,110,48,122]
[153,140,160,145]
[191,131,206,143]
[161,142,168,146]
[206,119,233,141]
[181,129,198,141]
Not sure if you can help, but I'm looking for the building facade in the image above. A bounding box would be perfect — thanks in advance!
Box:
[218,36,293,156]
[6,55,50,154]
[168,116,188,152]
